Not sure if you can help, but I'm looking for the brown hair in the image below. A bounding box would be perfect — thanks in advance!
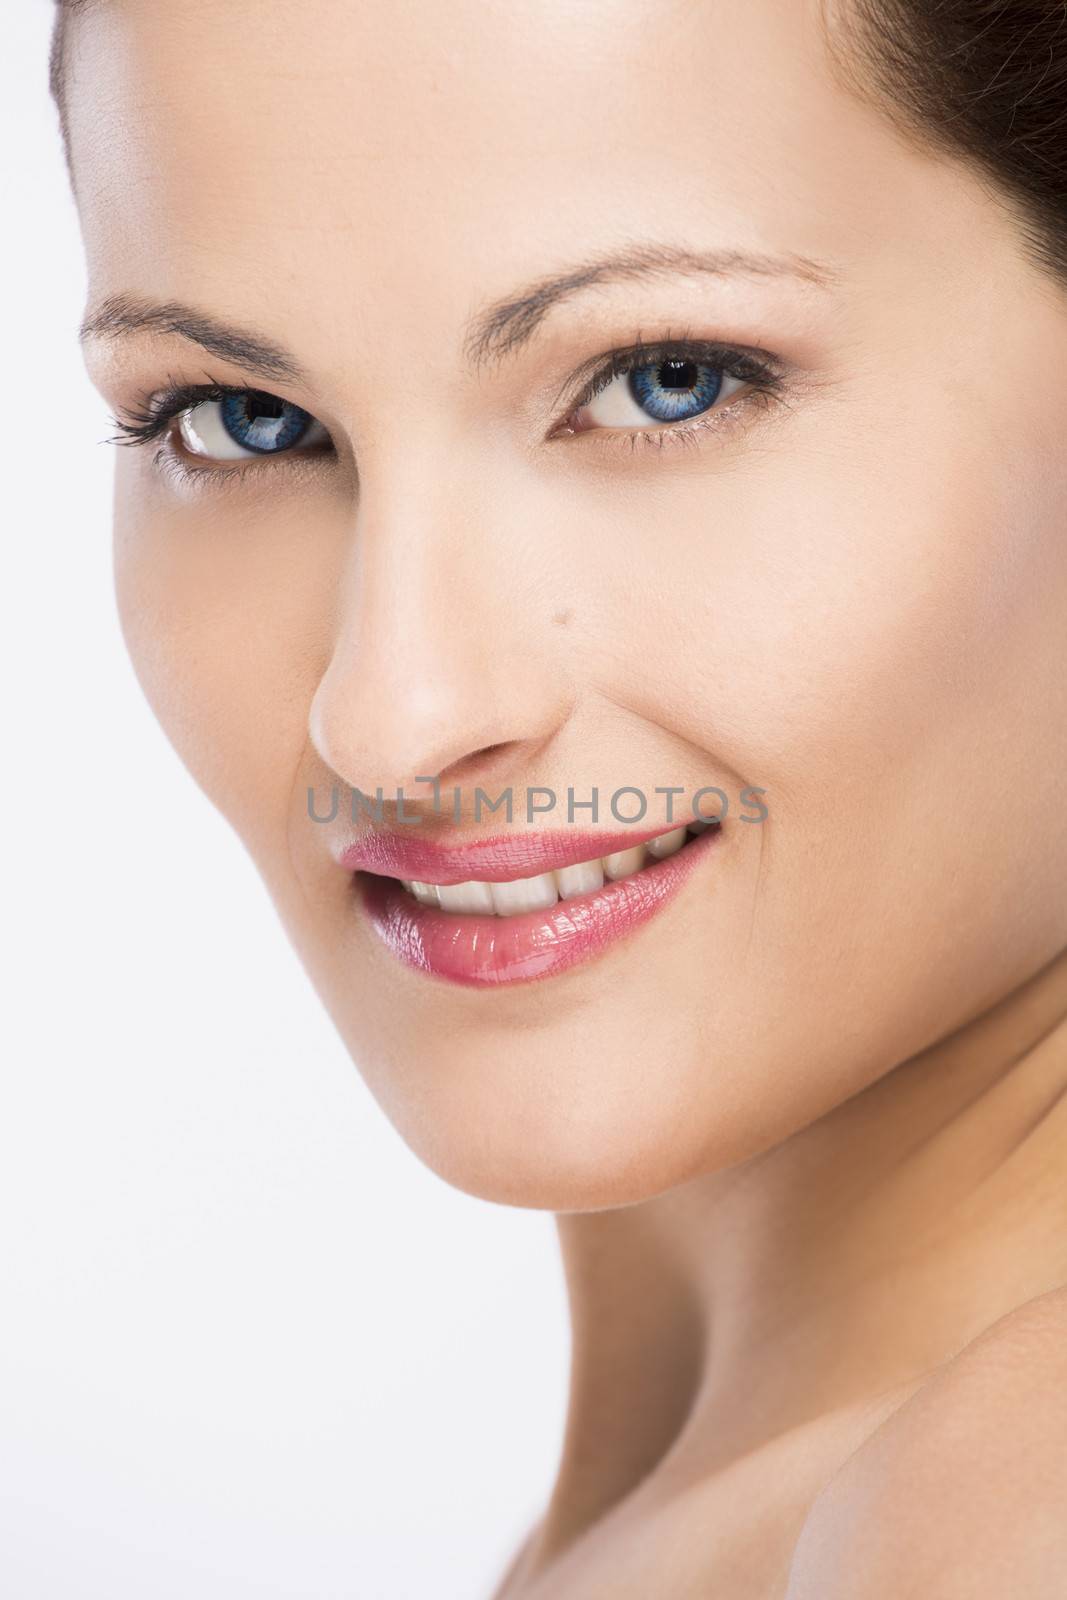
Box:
[830,1,1067,282]
[49,0,1067,281]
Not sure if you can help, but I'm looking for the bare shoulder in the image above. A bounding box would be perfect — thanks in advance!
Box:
[786,1283,1067,1598]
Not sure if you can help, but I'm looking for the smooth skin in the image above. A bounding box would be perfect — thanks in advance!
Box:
[65,0,1067,1592]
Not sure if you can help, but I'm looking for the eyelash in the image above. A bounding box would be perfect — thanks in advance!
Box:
[556,334,787,454]
[107,379,319,492]
[107,335,788,486]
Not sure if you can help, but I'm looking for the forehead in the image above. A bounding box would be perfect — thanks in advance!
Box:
[64,0,959,367]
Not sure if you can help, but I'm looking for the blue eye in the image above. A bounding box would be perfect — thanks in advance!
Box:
[178,391,331,461]
[629,360,724,423]
[220,393,313,452]
[579,358,742,432]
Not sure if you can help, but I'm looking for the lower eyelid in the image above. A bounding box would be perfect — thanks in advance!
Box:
[178,400,333,462]
[146,365,781,486]
[562,379,781,451]
[154,429,334,492]
[154,437,253,492]
[578,368,746,431]
[628,399,759,451]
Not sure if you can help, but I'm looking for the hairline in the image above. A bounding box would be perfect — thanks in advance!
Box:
[49,0,1067,294]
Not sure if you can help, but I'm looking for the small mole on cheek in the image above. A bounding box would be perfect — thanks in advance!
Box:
[553,608,573,627]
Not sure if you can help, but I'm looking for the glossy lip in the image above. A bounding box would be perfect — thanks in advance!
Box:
[351,824,722,987]
[336,817,720,884]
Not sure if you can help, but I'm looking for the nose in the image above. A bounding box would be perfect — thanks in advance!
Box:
[308,461,574,810]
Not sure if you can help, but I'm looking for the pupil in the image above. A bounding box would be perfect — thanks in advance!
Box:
[246,395,284,422]
[659,360,698,391]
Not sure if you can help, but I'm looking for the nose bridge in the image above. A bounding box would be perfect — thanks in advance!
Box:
[309,453,570,797]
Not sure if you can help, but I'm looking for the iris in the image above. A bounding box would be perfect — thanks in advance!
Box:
[629,359,723,424]
[219,393,316,454]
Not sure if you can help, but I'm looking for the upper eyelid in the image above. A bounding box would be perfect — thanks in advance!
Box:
[109,380,326,449]
[110,335,787,457]
[557,337,786,413]
[110,381,242,443]
[128,335,781,419]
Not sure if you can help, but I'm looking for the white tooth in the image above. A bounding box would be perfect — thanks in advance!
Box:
[437,880,496,914]
[601,845,647,882]
[489,872,559,916]
[555,858,605,900]
[409,881,441,907]
[646,827,687,860]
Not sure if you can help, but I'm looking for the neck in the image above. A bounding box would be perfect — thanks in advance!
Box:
[537,944,1067,1564]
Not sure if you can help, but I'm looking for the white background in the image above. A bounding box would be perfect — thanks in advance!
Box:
[1,8,569,1596]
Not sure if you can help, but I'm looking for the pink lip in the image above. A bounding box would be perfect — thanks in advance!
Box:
[351,824,721,987]
[337,819,714,884]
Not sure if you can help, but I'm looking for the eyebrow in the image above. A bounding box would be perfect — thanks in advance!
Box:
[79,293,309,385]
[463,243,836,370]
[80,243,835,386]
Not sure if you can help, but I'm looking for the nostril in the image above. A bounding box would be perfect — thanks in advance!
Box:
[435,740,523,791]
[451,741,508,768]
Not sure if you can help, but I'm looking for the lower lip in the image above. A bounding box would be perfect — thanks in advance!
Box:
[355,827,721,987]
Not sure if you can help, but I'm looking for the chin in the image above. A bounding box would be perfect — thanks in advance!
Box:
[293,957,766,1211]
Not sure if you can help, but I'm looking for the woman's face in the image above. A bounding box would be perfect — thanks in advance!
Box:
[72,0,1067,1207]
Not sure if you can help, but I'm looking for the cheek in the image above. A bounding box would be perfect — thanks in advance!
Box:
[603,383,1067,816]
[112,462,343,867]
[557,393,1067,1080]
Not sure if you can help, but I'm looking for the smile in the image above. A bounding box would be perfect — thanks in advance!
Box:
[343,819,722,986]
[400,819,714,915]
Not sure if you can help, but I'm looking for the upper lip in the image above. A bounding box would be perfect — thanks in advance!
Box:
[337,819,705,885]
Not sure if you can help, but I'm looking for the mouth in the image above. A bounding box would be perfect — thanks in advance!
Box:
[350,819,721,987]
